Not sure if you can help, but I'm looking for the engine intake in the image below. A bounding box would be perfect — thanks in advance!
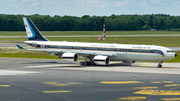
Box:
[93,56,110,65]
[61,53,78,62]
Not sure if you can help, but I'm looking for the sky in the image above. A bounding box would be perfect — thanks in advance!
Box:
[0,0,180,17]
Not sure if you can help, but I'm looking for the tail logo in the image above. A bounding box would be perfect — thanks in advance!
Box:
[23,17,48,41]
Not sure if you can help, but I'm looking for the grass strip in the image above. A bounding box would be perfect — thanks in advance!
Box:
[0,31,180,36]
[1,36,180,47]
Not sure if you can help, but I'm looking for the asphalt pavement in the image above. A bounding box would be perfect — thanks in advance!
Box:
[0,58,180,101]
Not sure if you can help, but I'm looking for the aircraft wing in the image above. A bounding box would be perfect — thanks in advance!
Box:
[16,45,117,57]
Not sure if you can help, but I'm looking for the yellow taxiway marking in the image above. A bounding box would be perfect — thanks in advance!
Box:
[100,81,144,84]
[162,81,174,83]
[161,98,180,101]
[41,82,69,86]
[67,82,84,85]
[134,90,180,95]
[133,87,158,89]
[119,96,147,100]
[150,81,173,84]
[17,62,30,63]
[164,84,180,87]
[0,61,9,62]
[43,90,72,93]
[150,81,161,83]
[0,85,11,87]
[41,82,84,86]
[88,89,130,92]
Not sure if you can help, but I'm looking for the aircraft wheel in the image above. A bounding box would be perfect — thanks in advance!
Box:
[80,62,84,66]
[80,61,95,66]
[157,64,162,68]
[84,62,88,66]
[87,61,93,65]
[91,62,96,65]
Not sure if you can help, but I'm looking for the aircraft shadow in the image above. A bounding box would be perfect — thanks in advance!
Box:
[21,61,178,69]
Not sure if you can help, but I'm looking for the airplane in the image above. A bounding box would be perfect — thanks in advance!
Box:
[16,17,177,68]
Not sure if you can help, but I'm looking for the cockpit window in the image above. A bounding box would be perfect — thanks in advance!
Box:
[153,49,164,55]
[167,50,173,53]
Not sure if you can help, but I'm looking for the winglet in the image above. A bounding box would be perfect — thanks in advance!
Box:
[16,44,24,49]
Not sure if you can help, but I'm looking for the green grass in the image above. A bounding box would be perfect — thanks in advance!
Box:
[47,36,180,47]
[0,31,180,36]
[1,36,180,47]
[0,31,26,36]
[0,38,27,43]
[0,47,59,59]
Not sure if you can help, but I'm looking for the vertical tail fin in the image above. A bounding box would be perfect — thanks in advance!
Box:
[23,18,48,41]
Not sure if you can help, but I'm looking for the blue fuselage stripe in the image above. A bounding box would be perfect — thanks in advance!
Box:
[26,18,35,38]
[33,44,161,54]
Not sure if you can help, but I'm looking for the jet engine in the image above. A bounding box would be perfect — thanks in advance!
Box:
[122,60,136,63]
[93,56,110,65]
[61,53,78,62]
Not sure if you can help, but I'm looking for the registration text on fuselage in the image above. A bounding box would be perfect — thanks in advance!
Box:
[91,44,116,48]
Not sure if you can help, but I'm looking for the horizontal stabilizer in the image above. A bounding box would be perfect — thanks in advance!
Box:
[16,44,25,49]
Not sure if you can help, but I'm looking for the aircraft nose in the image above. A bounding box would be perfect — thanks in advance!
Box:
[175,54,177,57]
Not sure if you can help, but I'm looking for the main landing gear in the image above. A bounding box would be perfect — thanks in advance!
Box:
[80,56,96,66]
[80,61,96,66]
[157,61,163,68]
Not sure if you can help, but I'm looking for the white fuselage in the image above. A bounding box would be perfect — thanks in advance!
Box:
[25,41,176,62]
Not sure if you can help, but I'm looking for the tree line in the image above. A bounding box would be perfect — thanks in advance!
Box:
[0,14,180,31]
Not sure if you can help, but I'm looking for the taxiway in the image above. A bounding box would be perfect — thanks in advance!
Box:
[0,58,180,101]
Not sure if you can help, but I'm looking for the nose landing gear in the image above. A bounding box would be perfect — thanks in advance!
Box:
[157,61,163,68]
